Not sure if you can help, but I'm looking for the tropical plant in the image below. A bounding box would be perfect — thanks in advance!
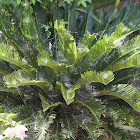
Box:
[40,0,140,44]
[0,1,140,140]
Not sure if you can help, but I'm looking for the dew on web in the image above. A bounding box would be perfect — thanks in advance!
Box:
[1,53,5,56]
[11,80,17,85]
[22,58,28,64]
[23,3,28,6]
[64,82,72,89]
[103,72,108,79]
[3,29,10,31]
[23,17,30,23]
[77,43,85,52]
[82,117,92,124]
[61,76,72,88]
[18,77,25,82]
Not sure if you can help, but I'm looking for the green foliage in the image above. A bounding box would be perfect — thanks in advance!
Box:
[0,109,16,134]
[35,110,56,140]
[0,1,140,139]
[0,43,32,69]
[115,0,120,8]
[77,71,114,86]
[98,84,140,112]
[39,95,62,112]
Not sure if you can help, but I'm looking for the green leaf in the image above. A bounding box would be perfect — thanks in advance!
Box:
[0,9,38,68]
[86,0,92,3]
[97,35,140,71]
[112,67,140,84]
[105,102,135,126]
[87,23,130,69]
[98,84,140,112]
[91,13,101,24]
[110,23,130,41]
[103,123,121,140]
[37,50,52,64]
[17,0,21,5]
[0,106,4,113]
[60,114,78,139]
[81,123,103,139]
[0,60,12,75]
[74,47,89,68]
[37,0,42,3]
[81,31,95,47]
[81,1,87,7]
[73,112,103,139]
[115,0,120,8]
[105,54,140,72]
[124,5,140,31]
[68,4,77,37]
[56,81,81,105]
[4,69,51,93]
[76,71,114,87]
[39,95,62,112]
[35,111,56,140]
[20,4,45,54]
[81,34,116,71]
[77,1,81,6]
[0,88,26,96]
[55,21,77,64]
[55,21,74,49]
[74,99,105,122]
[0,43,32,69]
[14,80,51,93]
[32,0,36,5]
[38,52,67,77]
[4,68,36,86]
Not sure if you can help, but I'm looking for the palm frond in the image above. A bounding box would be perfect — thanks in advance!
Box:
[38,58,67,78]
[77,71,114,87]
[80,31,95,47]
[67,4,77,38]
[55,20,77,64]
[110,23,130,41]
[112,67,140,84]
[81,23,129,72]
[0,88,26,96]
[98,84,140,112]
[20,2,46,54]
[88,34,114,65]
[74,47,89,67]
[4,68,51,93]
[37,51,66,78]
[56,81,80,105]
[0,77,26,95]
[105,54,140,72]
[35,110,56,140]
[105,102,136,127]
[76,7,100,38]
[0,43,32,69]
[0,8,38,67]
[0,60,12,75]
[39,95,62,112]
[73,114,103,140]
[96,35,140,71]
[102,123,121,140]
[60,114,78,140]
[74,99,105,122]
[124,5,140,31]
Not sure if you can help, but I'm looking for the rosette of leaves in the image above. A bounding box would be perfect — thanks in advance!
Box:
[0,2,140,140]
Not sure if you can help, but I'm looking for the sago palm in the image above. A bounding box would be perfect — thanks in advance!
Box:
[0,2,140,140]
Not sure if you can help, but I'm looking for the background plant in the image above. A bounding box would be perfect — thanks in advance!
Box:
[0,0,140,140]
